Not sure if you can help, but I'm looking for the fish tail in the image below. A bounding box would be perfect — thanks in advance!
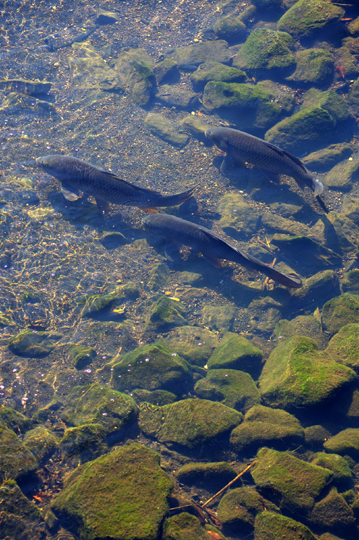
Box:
[312,177,324,196]
[146,185,197,208]
[262,266,302,288]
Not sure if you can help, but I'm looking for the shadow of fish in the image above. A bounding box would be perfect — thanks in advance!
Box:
[205,127,328,213]
[36,155,197,212]
[143,213,302,288]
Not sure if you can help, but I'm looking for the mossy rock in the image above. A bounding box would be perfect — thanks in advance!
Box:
[131,388,177,406]
[52,443,173,540]
[230,404,304,454]
[233,28,295,78]
[24,425,59,462]
[218,486,278,531]
[69,344,97,369]
[259,336,356,410]
[0,480,45,540]
[147,262,169,290]
[302,143,353,172]
[8,329,60,358]
[61,383,138,436]
[270,235,342,270]
[277,0,345,40]
[176,461,237,488]
[145,112,190,147]
[0,407,33,434]
[348,76,359,115]
[145,295,187,331]
[321,211,359,254]
[109,342,192,396]
[156,85,199,109]
[203,81,287,130]
[0,426,38,482]
[274,315,326,348]
[325,160,359,191]
[348,17,359,37]
[194,369,260,412]
[252,448,332,514]
[265,106,335,154]
[309,487,355,532]
[304,425,332,450]
[322,293,359,336]
[163,40,231,68]
[68,43,121,93]
[251,0,282,9]
[207,333,263,379]
[213,16,247,44]
[114,48,155,106]
[342,196,359,225]
[153,58,179,85]
[162,512,209,540]
[334,46,359,79]
[326,323,359,373]
[60,423,108,462]
[301,88,351,125]
[139,399,242,449]
[179,115,212,143]
[190,61,246,89]
[201,304,236,333]
[289,270,339,308]
[218,192,260,239]
[78,282,139,318]
[309,453,352,488]
[254,511,317,540]
[287,49,333,85]
[324,428,359,458]
[163,326,219,367]
[341,270,359,294]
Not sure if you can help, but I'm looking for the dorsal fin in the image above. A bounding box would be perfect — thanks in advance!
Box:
[263,140,308,173]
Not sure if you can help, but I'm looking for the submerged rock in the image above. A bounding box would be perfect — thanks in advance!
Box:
[190,61,246,89]
[325,160,359,190]
[201,304,236,333]
[230,404,304,454]
[0,407,33,434]
[309,487,355,533]
[287,49,334,85]
[194,369,260,412]
[301,88,351,125]
[324,428,359,458]
[114,48,156,106]
[156,85,199,109]
[213,16,247,43]
[52,444,173,540]
[254,511,317,540]
[302,143,353,172]
[145,295,187,331]
[109,342,192,395]
[270,235,342,271]
[326,323,359,373]
[218,192,260,239]
[24,425,59,462]
[207,333,263,379]
[163,513,209,540]
[145,113,189,148]
[259,336,356,410]
[176,461,237,488]
[252,448,332,515]
[163,40,231,68]
[277,0,345,40]
[163,325,219,367]
[322,293,359,336]
[60,423,108,463]
[0,426,38,482]
[153,58,179,85]
[69,344,96,369]
[309,452,352,489]
[8,329,61,358]
[289,270,339,309]
[274,315,327,348]
[139,399,242,449]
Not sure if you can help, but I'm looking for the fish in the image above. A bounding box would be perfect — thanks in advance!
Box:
[142,213,302,288]
[205,127,328,213]
[36,155,196,212]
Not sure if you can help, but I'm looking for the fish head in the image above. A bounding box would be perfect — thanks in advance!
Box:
[36,155,70,181]
[141,215,156,229]
[205,128,230,152]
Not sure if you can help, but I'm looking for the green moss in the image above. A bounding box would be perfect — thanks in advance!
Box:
[301,88,350,125]
[139,399,242,449]
[8,329,60,358]
[69,344,97,369]
[324,428,359,458]
[213,16,247,44]
[176,461,237,488]
[310,452,352,488]
[60,424,108,462]
[163,513,209,540]
[52,444,174,540]
[326,323,359,372]
[0,407,33,433]
[252,448,332,514]
[207,334,263,379]
[277,0,344,39]
[0,426,38,482]
[0,480,44,539]
[310,487,355,531]
[218,487,278,530]
[163,326,219,367]
[24,425,59,462]
[114,48,156,106]
[145,295,187,331]
[322,293,359,336]
[287,49,333,85]
[259,336,356,409]
[190,61,246,89]
[203,80,273,110]
[254,511,317,540]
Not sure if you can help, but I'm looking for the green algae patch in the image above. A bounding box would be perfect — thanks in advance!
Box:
[230,405,304,454]
[254,511,317,540]
[139,399,242,449]
[265,106,335,153]
[61,383,138,435]
[60,424,108,462]
[287,49,333,85]
[176,461,237,488]
[163,512,209,540]
[301,88,351,125]
[233,28,295,77]
[324,428,359,458]
[0,426,38,482]
[274,315,327,348]
[194,369,260,412]
[110,342,192,396]
[69,344,97,369]
[207,333,263,379]
[309,487,355,532]
[218,486,278,531]
[8,329,61,358]
[277,0,345,40]
[52,443,173,540]
[0,407,33,434]
[163,325,219,367]
[24,425,59,462]
[145,295,188,331]
[190,61,246,89]
[309,452,352,488]
[322,293,359,336]
[259,336,356,410]
[326,323,359,373]
[252,448,332,514]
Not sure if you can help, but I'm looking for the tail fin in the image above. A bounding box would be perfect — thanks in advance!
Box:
[145,185,198,208]
[263,266,302,288]
[312,177,324,196]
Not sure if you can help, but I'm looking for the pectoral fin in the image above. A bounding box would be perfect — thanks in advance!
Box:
[203,254,222,268]
[61,183,81,201]
[220,151,246,174]
[95,197,109,214]
[142,207,159,214]
[259,169,281,184]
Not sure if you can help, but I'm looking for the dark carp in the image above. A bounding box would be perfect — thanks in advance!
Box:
[205,127,328,213]
[143,213,302,288]
[36,155,196,211]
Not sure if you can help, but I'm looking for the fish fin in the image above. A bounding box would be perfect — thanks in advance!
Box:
[259,168,281,183]
[293,176,307,191]
[316,194,329,214]
[142,207,159,214]
[220,151,246,173]
[95,197,109,214]
[61,183,81,201]
[203,254,222,268]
